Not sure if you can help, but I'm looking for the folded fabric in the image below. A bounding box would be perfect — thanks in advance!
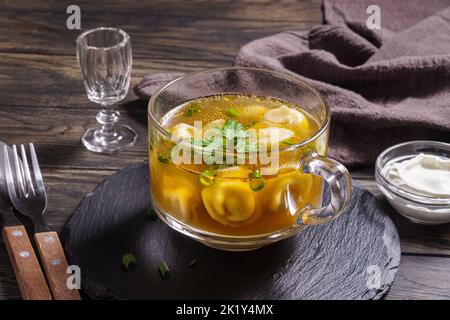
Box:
[135,0,450,167]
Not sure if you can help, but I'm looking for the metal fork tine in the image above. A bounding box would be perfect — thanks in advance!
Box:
[3,145,17,200]
[29,143,45,195]
[20,144,36,196]
[12,145,25,197]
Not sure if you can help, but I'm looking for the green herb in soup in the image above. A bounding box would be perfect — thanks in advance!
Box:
[165,94,316,147]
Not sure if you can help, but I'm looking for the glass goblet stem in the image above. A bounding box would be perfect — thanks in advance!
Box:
[96,104,120,142]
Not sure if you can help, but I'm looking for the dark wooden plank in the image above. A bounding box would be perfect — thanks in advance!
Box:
[0,240,21,300]
[0,105,149,170]
[39,169,114,230]
[0,0,322,60]
[1,0,322,17]
[349,167,375,179]
[0,53,221,109]
[385,255,450,300]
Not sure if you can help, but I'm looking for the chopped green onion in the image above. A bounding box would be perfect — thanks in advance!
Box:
[159,260,170,278]
[250,179,265,192]
[198,170,216,186]
[198,174,214,187]
[184,103,201,116]
[147,206,157,220]
[201,170,216,177]
[282,139,296,145]
[157,154,170,163]
[226,108,240,117]
[249,169,262,180]
[189,259,198,267]
[122,253,136,271]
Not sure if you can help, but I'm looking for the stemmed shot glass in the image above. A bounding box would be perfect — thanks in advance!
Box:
[76,27,137,153]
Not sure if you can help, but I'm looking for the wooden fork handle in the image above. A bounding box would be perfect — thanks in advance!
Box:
[35,231,81,300]
[2,225,52,300]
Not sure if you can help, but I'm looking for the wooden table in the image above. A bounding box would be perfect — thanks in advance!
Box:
[0,0,448,300]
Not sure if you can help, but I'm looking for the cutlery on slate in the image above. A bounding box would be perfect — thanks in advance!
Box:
[0,144,52,300]
[4,143,81,300]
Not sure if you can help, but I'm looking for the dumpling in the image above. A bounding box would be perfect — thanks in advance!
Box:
[258,127,295,145]
[162,174,198,221]
[170,123,195,141]
[202,180,256,225]
[164,188,193,221]
[203,119,225,139]
[216,166,251,179]
[239,105,268,123]
[267,171,314,214]
[263,105,309,132]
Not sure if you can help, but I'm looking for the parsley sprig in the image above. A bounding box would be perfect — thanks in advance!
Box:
[184,103,201,116]
[190,119,258,156]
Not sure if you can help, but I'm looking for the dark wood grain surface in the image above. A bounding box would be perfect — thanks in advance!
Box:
[0,0,448,300]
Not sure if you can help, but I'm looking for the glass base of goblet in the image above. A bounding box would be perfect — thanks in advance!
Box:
[81,125,137,154]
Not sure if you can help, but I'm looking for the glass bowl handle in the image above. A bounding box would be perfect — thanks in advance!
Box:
[298,152,352,225]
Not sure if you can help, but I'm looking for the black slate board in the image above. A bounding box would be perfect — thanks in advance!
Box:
[62,162,400,300]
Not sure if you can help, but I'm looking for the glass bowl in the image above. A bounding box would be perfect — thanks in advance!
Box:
[148,67,352,250]
[375,141,450,225]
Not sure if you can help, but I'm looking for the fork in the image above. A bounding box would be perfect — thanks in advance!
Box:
[0,144,51,300]
[4,143,81,300]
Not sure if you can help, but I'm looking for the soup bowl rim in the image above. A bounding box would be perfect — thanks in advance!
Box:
[147,66,331,153]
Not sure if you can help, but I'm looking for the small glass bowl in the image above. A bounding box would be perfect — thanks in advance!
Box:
[375,141,450,225]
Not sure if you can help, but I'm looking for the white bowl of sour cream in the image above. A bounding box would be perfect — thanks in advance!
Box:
[376,141,450,225]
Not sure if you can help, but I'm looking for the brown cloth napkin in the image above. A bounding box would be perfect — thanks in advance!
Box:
[135,0,450,167]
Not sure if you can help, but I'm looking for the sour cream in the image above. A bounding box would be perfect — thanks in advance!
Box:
[386,154,450,197]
